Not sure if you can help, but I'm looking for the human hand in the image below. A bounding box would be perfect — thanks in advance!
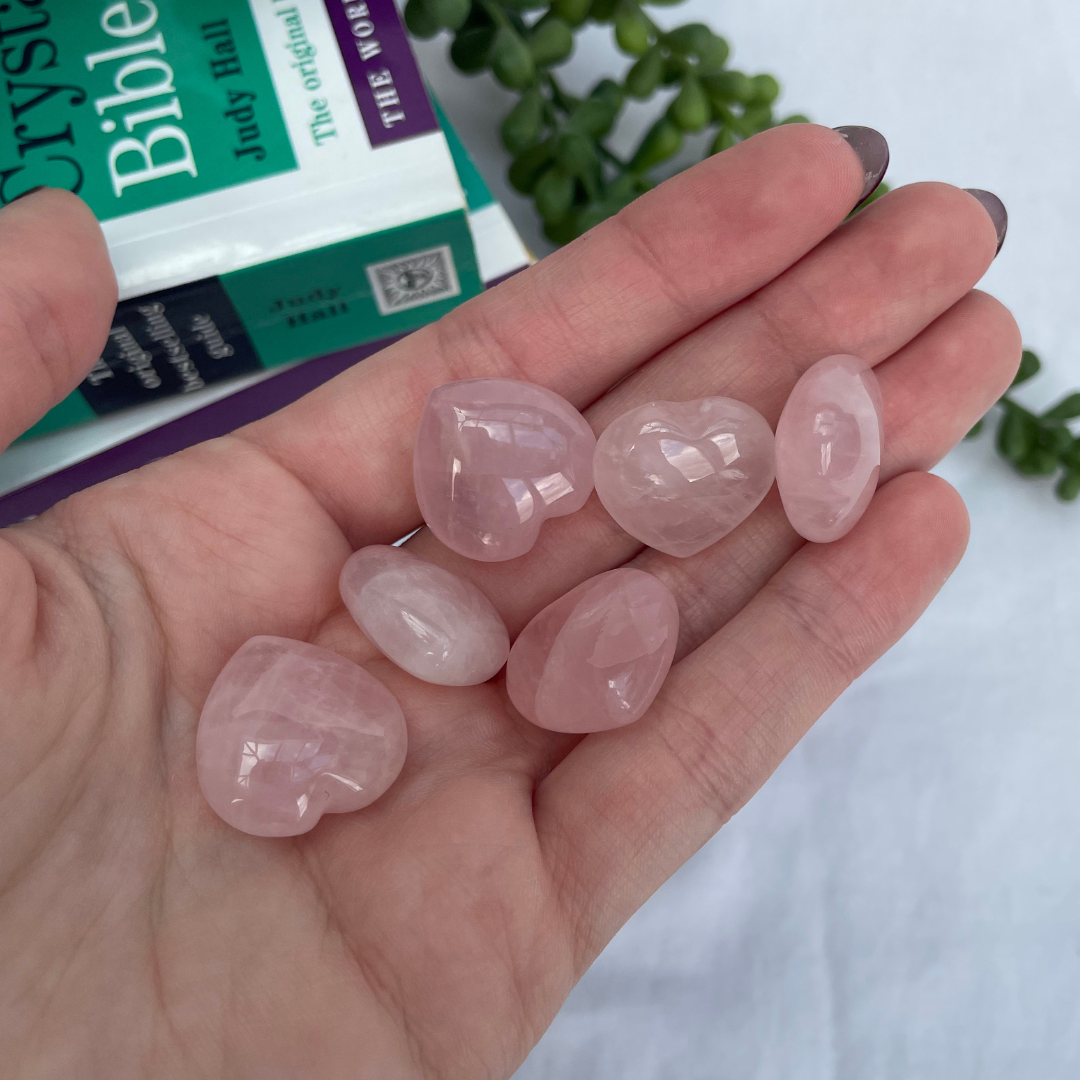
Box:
[0,125,1019,1079]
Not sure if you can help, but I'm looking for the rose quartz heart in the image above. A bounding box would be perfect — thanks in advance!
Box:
[775,354,884,543]
[506,568,679,733]
[593,398,776,558]
[196,636,407,837]
[339,545,509,686]
[413,378,596,562]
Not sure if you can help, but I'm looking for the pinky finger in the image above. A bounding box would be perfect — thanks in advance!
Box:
[534,471,970,965]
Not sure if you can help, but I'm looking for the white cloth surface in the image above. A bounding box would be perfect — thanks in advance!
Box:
[413,2,1080,1075]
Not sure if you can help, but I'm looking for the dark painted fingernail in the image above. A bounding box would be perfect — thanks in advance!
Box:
[7,185,47,204]
[833,126,890,204]
[964,188,1008,256]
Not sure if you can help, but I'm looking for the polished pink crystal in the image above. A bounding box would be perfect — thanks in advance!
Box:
[413,378,596,562]
[196,636,407,837]
[775,354,884,543]
[339,545,509,685]
[506,568,679,733]
[593,398,776,558]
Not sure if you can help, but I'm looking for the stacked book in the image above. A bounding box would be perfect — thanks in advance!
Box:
[0,0,530,526]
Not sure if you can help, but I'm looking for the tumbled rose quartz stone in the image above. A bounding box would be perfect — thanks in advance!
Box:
[339,545,509,686]
[593,398,776,558]
[196,636,407,837]
[775,354,885,543]
[506,568,679,733]
[413,378,596,562]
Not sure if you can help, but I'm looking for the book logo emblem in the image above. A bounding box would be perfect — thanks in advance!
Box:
[366,245,461,315]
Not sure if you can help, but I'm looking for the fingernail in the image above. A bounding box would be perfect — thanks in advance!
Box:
[833,126,890,204]
[963,188,1008,256]
[8,185,47,204]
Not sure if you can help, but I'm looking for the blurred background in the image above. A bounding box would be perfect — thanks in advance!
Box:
[412,1,1080,1076]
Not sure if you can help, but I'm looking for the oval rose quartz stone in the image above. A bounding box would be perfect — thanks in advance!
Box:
[594,398,776,558]
[196,637,407,837]
[413,378,596,562]
[775,354,884,543]
[506,568,679,733]
[340,545,509,686]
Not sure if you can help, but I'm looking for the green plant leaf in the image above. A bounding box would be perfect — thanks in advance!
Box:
[702,69,753,104]
[1042,392,1080,422]
[491,25,536,88]
[589,0,620,21]
[709,125,736,154]
[544,212,583,244]
[508,140,555,193]
[664,23,713,55]
[552,0,593,26]
[530,16,575,66]
[534,164,576,222]
[625,45,663,98]
[1016,448,1060,476]
[998,404,1036,463]
[1056,469,1080,501]
[748,73,780,105]
[591,77,625,109]
[696,35,730,75]
[1061,438,1080,471]
[661,53,688,84]
[1037,423,1074,455]
[670,74,710,132]
[501,90,545,154]
[428,0,471,31]
[614,1,652,56]
[555,130,599,178]
[629,116,682,171]
[779,113,811,124]
[965,417,985,440]
[450,24,496,72]
[403,0,440,39]
[740,102,773,132]
[567,96,616,138]
[1012,349,1042,387]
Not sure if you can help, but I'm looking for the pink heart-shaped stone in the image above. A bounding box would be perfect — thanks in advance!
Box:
[593,398,776,558]
[196,637,407,837]
[775,354,884,543]
[506,568,679,733]
[413,378,596,562]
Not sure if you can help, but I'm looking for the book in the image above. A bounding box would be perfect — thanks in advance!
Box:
[0,107,531,525]
[2,0,485,439]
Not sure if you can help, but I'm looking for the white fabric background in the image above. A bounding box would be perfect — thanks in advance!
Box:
[413,2,1080,1075]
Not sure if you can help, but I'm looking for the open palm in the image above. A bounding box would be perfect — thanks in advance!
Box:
[0,126,1018,1080]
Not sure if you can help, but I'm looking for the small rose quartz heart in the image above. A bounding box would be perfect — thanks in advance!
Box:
[506,568,679,733]
[593,398,776,558]
[775,354,884,543]
[196,637,407,837]
[413,378,596,562]
[339,545,509,686]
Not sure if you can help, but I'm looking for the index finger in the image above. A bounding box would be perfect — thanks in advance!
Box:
[241,123,875,546]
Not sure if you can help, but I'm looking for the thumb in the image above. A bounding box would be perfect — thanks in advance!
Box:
[0,188,116,452]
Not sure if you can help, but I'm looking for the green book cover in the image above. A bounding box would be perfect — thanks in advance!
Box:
[3,0,484,438]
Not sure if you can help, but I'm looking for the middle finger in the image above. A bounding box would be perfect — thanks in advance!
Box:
[405,182,1001,632]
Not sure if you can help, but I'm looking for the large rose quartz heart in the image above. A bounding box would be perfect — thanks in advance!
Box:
[339,545,509,686]
[775,354,884,543]
[506,568,679,733]
[413,378,596,562]
[196,637,407,837]
[593,398,776,558]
